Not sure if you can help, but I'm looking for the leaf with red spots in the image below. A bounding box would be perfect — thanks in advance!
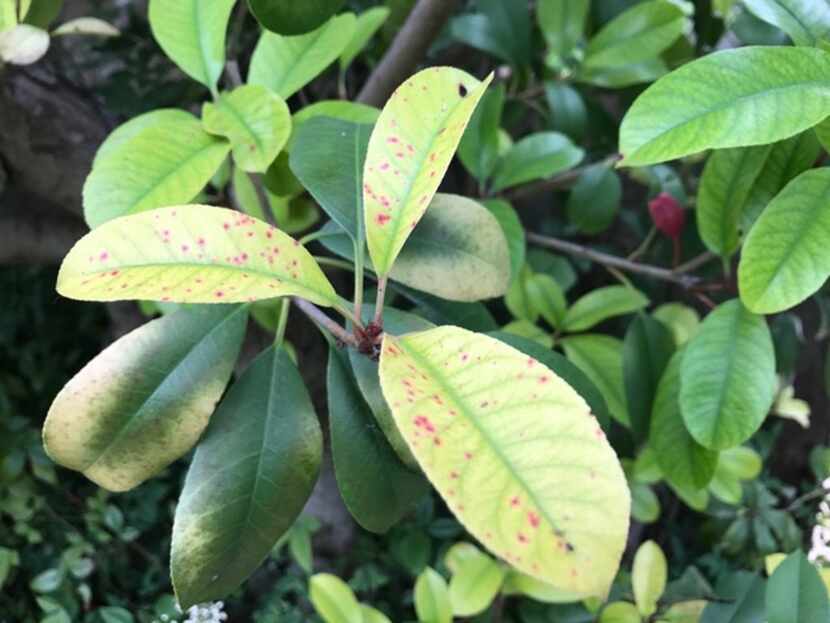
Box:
[363,67,494,277]
[378,326,630,598]
[57,205,340,308]
[43,305,247,492]
[202,85,291,173]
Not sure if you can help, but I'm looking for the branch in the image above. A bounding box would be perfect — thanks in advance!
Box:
[356,0,463,106]
[526,232,704,289]
[292,298,359,347]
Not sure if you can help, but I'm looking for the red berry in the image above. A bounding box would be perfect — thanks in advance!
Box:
[648,192,685,240]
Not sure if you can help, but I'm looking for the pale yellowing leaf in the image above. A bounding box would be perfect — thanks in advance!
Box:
[52,17,119,37]
[0,23,48,64]
[309,574,363,623]
[379,326,630,598]
[364,67,494,276]
[57,205,339,307]
[632,540,668,617]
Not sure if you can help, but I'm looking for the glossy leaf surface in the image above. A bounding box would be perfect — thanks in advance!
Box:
[491,132,584,192]
[248,0,345,36]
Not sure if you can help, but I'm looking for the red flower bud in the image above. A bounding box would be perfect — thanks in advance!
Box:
[648,192,685,239]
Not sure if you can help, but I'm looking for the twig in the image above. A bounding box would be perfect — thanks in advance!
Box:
[675,251,717,274]
[293,298,359,347]
[357,0,463,106]
[526,232,703,288]
[247,171,277,227]
[505,155,620,202]
[374,276,388,326]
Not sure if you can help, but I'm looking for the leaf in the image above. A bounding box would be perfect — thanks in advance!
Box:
[0,0,15,31]
[249,14,356,99]
[561,334,629,427]
[619,46,830,166]
[491,132,584,192]
[567,164,622,235]
[448,550,506,617]
[563,286,650,333]
[0,24,48,64]
[743,0,830,46]
[395,284,498,332]
[83,114,230,227]
[458,84,505,182]
[545,82,588,141]
[650,350,718,493]
[632,540,668,617]
[450,0,532,67]
[679,299,777,450]
[248,0,345,36]
[148,0,235,92]
[340,6,390,70]
[202,85,291,173]
[363,67,493,277]
[537,0,589,63]
[740,168,830,314]
[583,0,691,71]
[653,303,700,347]
[525,273,567,330]
[292,100,380,129]
[631,482,661,523]
[328,347,429,533]
[579,58,669,89]
[361,606,392,623]
[701,572,766,623]
[624,314,675,444]
[379,326,630,598]
[599,602,641,623]
[51,17,119,37]
[696,145,772,257]
[483,199,525,282]
[58,205,339,307]
[93,109,194,167]
[171,347,322,608]
[503,320,554,348]
[290,117,372,239]
[232,165,320,234]
[43,305,247,491]
[23,0,62,29]
[415,568,453,623]
[309,573,363,623]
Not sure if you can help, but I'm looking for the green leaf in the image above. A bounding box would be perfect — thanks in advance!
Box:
[483,199,525,283]
[232,165,320,234]
[717,445,762,481]
[491,132,584,192]
[148,0,235,92]
[23,0,62,29]
[171,347,322,607]
[292,100,380,129]
[249,14,356,99]
[701,572,766,623]
[92,109,194,168]
[525,273,567,330]
[545,82,588,141]
[766,551,829,623]
[743,0,830,46]
[696,145,772,257]
[624,314,675,444]
[309,573,363,623]
[632,540,668,617]
[650,350,718,493]
[679,299,776,450]
[96,607,134,623]
[83,114,230,227]
[415,567,453,623]
[458,84,505,182]
[448,550,506,617]
[363,67,493,276]
[579,57,669,89]
[202,85,291,173]
[30,569,63,593]
[563,285,650,333]
[537,0,589,63]
[361,605,392,623]
[0,0,16,31]
[567,163,622,235]
[340,6,390,70]
[619,46,830,166]
[379,326,630,598]
[58,205,339,307]
[43,305,247,491]
[740,168,830,314]
[562,334,629,427]
[396,285,498,332]
[450,0,532,67]
[583,0,691,71]
[328,347,429,533]
[653,303,700,347]
[248,0,345,36]
[503,320,554,348]
[631,482,661,523]
[290,117,372,239]
[599,601,641,623]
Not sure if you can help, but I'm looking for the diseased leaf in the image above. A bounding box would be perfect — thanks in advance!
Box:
[632,540,668,617]
[171,347,322,608]
[339,6,390,70]
[363,67,493,277]
[697,145,772,258]
[743,0,830,46]
[43,305,247,491]
[491,132,584,192]
[148,0,235,91]
[249,14,356,99]
[563,286,650,333]
[619,46,830,166]
[328,347,429,533]
[739,168,830,314]
[58,205,339,307]
[561,334,629,427]
[83,114,230,227]
[680,299,777,450]
[379,326,630,598]
[248,0,345,36]
[650,350,718,493]
[415,567,452,623]
[202,85,291,173]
